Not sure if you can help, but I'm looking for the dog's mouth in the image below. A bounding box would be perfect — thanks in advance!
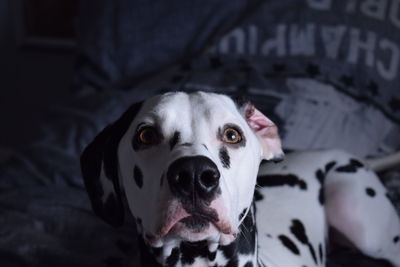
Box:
[179,215,212,233]
[161,207,220,236]
[145,199,236,246]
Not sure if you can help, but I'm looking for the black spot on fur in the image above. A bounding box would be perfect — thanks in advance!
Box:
[254,189,264,201]
[219,242,237,260]
[169,131,180,150]
[318,243,324,263]
[290,219,318,265]
[226,258,239,267]
[238,206,256,255]
[309,244,318,264]
[278,235,300,255]
[336,159,364,173]
[315,169,325,205]
[180,241,209,265]
[394,236,399,244]
[258,174,307,190]
[315,162,336,205]
[134,165,143,188]
[318,187,325,204]
[290,219,309,244]
[325,161,337,172]
[203,144,209,151]
[166,247,180,266]
[244,262,253,267]
[366,187,376,197]
[218,204,256,263]
[208,250,217,261]
[315,170,325,184]
[219,146,230,169]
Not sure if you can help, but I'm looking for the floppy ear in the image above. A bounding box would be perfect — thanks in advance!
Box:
[240,103,284,162]
[80,101,143,227]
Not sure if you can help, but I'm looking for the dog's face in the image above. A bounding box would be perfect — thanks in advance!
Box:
[81,91,282,249]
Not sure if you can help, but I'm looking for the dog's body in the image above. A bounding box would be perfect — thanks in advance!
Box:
[257,150,400,267]
[81,92,400,267]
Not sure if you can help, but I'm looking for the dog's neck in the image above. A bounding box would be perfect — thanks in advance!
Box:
[137,202,257,267]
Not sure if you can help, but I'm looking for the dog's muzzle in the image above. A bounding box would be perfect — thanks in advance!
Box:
[165,156,221,233]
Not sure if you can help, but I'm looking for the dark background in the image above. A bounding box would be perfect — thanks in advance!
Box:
[0,0,76,151]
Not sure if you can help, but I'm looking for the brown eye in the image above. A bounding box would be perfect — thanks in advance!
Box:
[223,128,242,144]
[137,127,159,145]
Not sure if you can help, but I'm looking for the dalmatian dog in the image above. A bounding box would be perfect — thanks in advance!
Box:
[80,91,400,267]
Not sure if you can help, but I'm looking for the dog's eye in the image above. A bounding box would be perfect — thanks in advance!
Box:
[137,127,159,145]
[223,128,242,144]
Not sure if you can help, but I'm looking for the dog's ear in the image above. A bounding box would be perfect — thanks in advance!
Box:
[80,101,143,227]
[240,103,284,162]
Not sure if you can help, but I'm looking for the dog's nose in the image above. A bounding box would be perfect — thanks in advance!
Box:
[167,156,220,200]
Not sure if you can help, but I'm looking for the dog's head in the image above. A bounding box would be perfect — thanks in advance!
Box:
[81,91,282,249]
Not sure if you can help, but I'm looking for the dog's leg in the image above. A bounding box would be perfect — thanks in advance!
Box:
[325,151,400,267]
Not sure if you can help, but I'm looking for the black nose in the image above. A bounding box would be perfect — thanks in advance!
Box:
[167,156,220,201]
